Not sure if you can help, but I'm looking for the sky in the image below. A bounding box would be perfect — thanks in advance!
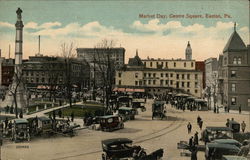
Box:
[0,0,249,62]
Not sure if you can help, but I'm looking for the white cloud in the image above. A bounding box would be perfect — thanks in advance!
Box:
[0,20,249,62]
[0,22,14,28]
[25,21,62,29]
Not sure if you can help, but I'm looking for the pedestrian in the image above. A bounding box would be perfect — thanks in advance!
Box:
[228,106,230,113]
[213,106,216,113]
[199,120,203,130]
[226,119,230,127]
[71,112,74,122]
[216,106,219,114]
[239,105,242,114]
[197,115,201,125]
[241,121,246,133]
[187,122,192,134]
[19,110,23,118]
[194,132,199,145]
[4,117,8,130]
[58,109,62,118]
[189,136,193,147]
[52,110,56,120]
[190,145,198,160]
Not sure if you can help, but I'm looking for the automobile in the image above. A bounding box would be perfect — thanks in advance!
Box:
[211,139,242,148]
[117,96,132,108]
[101,138,144,160]
[152,101,166,120]
[132,99,146,112]
[201,126,233,143]
[101,138,163,160]
[118,107,137,121]
[229,120,240,133]
[11,119,30,142]
[37,116,53,135]
[222,155,248,160]
[99,115,124,132]
[194,99,208,111]
[205,143,240,160]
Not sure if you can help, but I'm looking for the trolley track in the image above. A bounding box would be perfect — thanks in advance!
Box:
[51,108,185,160]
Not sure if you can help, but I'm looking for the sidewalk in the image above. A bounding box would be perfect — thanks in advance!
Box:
[209,107,250,115]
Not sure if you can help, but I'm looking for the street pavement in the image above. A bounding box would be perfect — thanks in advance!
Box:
[1,99,250,160]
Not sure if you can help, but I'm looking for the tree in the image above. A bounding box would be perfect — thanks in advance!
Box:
[205,72,218,110]
[93,39,116,113]
[10,65,24,118]
[60,42,76,107]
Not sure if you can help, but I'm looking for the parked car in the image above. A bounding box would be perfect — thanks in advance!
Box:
[152,101,166,120]
[211,139,242,148]
[11,119,30,142]
[205,143,240,160]
[118,107,137,121]
[99,115,124,132]
[201,126,233,143]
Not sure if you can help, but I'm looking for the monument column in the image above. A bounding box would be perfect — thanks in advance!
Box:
[15,8,24,73]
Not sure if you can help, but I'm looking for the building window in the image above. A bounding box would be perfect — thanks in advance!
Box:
[170,80,173,85]
[36,78,39,83]
[176,74,179,79]
[195,89,198,93]
[150,62,152,67]
[195,74,198,80]
[174,62,176,67]
[233,57,237,64]
[148,80,151,85]
[31,72,33,76]
[232,83,236,92]
[195,82,198,88]
[231,97,236,105]
[231,71,236,77]
[139,81,142,86]
[135,81,138,85]
[170,73,173,77]
[187,82,190,88]
[176,82,179,88]
[153,80,156,85]
[161,73,163,77]
[119,80,121,85]
[238,58,242,64]
[182,74,185,79]
[118,73,122,77]
[184,62,186,67]
[160,80,163,86]
[149,73,151,77]
[191,62,194,67]
[187,89,190,93]
[182,82,185,87]
[135,73,138,78]
[165,73,168,77]
[153,73,156,77]
[143,80,146,85]
[144,73,146,77]
[42,78,45,83]
[165,62,168,68]
[165,80,169,85]
[187,74,190,80]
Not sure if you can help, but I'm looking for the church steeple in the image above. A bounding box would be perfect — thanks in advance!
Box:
[185,41,192,60]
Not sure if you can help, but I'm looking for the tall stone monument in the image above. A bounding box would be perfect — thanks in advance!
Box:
[1,8,27,111]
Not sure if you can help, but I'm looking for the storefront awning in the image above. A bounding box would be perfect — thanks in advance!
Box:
[113,87,145,92]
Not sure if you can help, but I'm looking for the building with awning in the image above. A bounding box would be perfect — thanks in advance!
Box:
[115,50,204,98]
